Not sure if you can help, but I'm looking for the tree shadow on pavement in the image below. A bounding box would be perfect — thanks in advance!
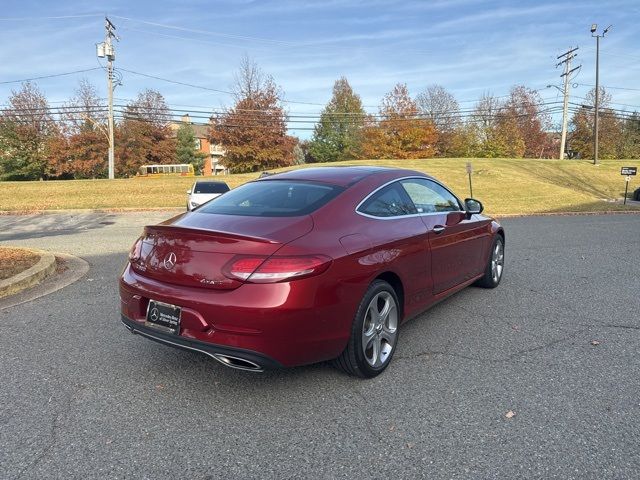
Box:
[0,212,118,242]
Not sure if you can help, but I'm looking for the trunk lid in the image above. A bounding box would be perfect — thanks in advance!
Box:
[131,213,313,290]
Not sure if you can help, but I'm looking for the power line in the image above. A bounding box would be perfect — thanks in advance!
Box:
[0,14,102,21]
[116,67,339,107]
[110,15,300,47]
[0,68,103,85]
[575,82,640,92]
[118,68,234,95]
[116,68,567,114]
[118,26,273,51]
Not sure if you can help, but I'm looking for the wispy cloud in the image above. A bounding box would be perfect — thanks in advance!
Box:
[1,0,639,135]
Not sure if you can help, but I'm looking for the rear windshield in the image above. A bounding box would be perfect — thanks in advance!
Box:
[197,180,344,217]
[194,182,230,194]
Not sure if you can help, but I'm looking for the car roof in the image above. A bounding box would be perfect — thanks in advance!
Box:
[260,166,428,188]
[260,166,436,187]
[194,180,228,185]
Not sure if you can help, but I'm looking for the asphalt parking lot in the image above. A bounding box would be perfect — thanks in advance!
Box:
[1,211,639,479]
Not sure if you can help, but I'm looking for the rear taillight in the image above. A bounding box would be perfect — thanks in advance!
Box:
[223,255,332,283]
[128,237,143,262]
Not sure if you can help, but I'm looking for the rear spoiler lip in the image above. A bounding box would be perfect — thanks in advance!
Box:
[143,224,279,244]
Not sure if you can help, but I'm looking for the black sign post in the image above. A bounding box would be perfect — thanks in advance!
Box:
[621,167,637,205]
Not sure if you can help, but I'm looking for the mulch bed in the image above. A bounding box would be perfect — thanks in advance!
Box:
[0,247,41,281]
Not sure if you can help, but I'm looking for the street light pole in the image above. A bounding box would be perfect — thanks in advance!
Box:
[594,33,599,166]
[591,24,611,166]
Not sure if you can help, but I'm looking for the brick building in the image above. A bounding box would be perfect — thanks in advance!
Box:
[170,114,227,175]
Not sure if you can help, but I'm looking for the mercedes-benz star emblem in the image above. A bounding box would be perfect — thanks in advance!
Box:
[163,252,177,270]
[149,307,159,321]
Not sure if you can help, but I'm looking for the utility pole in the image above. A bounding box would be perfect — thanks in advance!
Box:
[556,47,579,160]
[590,24,611,166]
[97,17,118,179]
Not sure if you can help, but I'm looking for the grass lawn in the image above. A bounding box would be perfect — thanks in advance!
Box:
[0,158,639,215]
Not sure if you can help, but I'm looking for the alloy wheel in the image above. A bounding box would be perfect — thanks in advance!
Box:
[491,240,504,283]
[361,291,398,368]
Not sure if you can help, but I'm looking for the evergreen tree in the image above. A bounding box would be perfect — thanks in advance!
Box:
[176,122,207,174]
[619,112,640,159]
[0,82,57,180]
[308,77,365,162]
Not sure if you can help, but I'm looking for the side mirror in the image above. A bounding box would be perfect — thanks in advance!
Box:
[186,190,191,194]
[464,198,483,217]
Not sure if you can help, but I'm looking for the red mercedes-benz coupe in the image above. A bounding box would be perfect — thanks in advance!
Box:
[120,166,504,377]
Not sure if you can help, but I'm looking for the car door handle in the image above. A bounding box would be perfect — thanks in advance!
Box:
[433,225,445,234]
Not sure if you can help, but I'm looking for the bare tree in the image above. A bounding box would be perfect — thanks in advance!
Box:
[473,92,501,132]
[416,85,461,157]
[62,79,106,134]
[124,89,172,127]
[232,54,268,101]
[416,85,460,131]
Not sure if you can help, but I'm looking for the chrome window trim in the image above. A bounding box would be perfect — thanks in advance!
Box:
[355,176,465,220]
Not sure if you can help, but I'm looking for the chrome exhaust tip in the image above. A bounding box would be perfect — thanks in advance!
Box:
[212,354,263,372]
[121,319,264,371]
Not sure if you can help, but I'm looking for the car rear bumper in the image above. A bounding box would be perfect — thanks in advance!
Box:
[121,314,282,371]
[119,264,355,368]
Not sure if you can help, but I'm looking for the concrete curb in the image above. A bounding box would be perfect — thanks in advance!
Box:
[0,253,89,310]
[495,209,640,219]
[0,207,184,216]
[0,248,56,298]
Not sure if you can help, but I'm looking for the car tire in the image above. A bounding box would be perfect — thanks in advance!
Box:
[475,235,504,288]
[333,280,400,378]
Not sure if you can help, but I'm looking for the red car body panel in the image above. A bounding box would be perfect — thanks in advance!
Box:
[120,167,503,369]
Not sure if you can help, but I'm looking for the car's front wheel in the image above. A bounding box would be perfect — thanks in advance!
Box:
[334,280,399,378]
[476,235,504,288]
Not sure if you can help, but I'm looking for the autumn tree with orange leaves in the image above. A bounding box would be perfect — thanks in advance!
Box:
[210,57,295,173]
[360,83,437,159]
[47,80,109,179]
[503,85,552,158]
[115,89,177,177]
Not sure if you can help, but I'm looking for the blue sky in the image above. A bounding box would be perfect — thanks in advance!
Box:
[1,0,639,138]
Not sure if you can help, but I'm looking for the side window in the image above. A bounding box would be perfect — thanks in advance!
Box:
[358,183,417,218]
[401,179,461,213]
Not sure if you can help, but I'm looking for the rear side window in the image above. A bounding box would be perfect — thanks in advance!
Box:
[198,180,343,217]
[357,183,417,218]
[194,182,230,194]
